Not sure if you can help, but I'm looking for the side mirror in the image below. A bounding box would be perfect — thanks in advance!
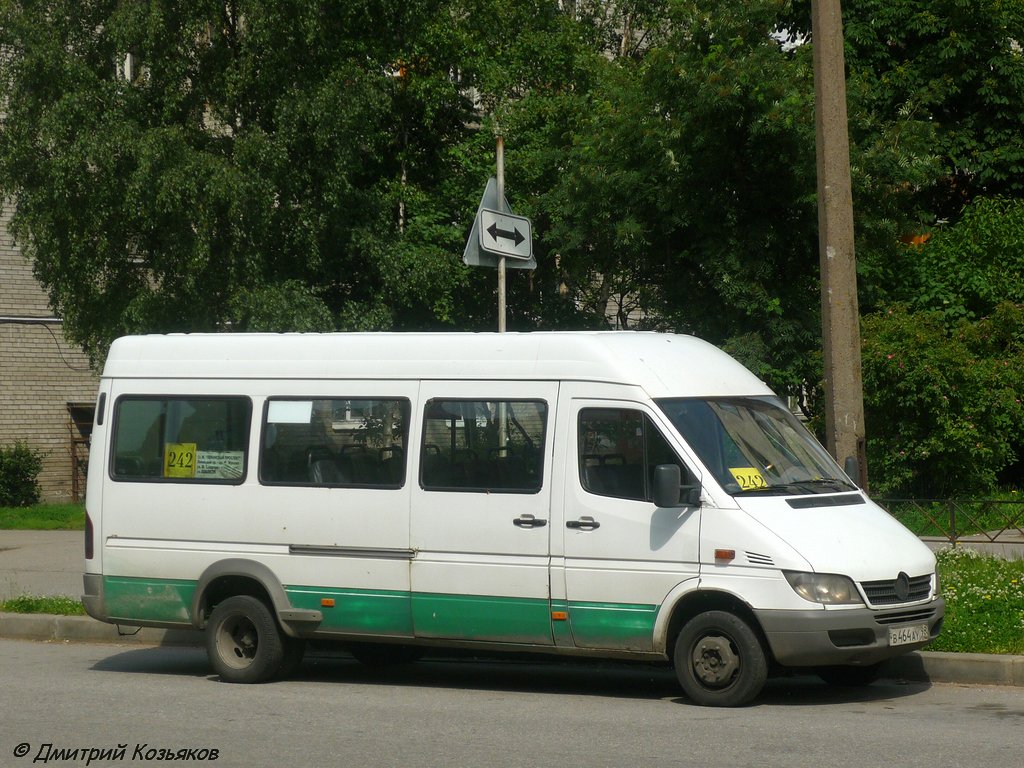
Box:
[653,464,701,508]
[843,456,860,486]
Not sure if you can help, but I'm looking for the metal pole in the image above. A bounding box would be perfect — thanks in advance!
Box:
[496,136,507,334]
[812,0,868,487]
[495,136,509,448]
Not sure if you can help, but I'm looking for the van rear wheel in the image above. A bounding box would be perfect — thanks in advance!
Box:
[206,595,285,683]
[674,610,767,707]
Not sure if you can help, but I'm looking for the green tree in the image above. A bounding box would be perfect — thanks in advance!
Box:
[788,0,1024,221]
[0,1,487,364]
[0,441,44,507]
[862,302,1024,496]
[902,196,1024,321]
[499,1,828,401]
[859,197,1024,495]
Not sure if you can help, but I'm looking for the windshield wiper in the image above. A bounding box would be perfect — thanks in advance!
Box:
[733,478,857,497]
[788,478,858,493]
[733,483,803,496]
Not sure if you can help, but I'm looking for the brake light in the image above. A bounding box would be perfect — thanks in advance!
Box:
[85,510,94,560]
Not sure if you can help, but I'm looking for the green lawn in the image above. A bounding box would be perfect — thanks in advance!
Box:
[927,546,1024,655]
[0,594,85,615]
[0,503,85,530]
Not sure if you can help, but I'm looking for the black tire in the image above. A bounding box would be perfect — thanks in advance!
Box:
[206,595,285,684]
[817,662,885,687]
[347,642,424,666]
[674,610,768,707]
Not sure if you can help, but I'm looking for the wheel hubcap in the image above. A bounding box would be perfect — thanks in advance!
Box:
[691,634,740,687]
[218,616,258,669]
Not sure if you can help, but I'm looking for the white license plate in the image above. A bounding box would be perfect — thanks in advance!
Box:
[888,623,929,647]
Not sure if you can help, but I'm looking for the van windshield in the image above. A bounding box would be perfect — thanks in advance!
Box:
[656,397,855,496]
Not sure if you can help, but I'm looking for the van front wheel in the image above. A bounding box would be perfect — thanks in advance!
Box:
[206,595,285,684]
[674,611,767,707]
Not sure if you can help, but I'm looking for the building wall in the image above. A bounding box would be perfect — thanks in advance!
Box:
[1,202,98,503]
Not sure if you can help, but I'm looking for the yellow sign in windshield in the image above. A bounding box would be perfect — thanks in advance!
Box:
[729,467,767,491]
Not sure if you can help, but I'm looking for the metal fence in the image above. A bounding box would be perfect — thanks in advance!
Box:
[877,498,1024,544]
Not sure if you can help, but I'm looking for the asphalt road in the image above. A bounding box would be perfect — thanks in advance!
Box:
[1,639,1021,768]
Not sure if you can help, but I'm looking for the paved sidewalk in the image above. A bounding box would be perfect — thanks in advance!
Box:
[0,529,81,600]
[2,530,1022,689]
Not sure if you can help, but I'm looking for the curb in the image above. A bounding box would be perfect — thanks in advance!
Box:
[0,612,201,646]
[887,649,1024,687]
[2,612,1022,687]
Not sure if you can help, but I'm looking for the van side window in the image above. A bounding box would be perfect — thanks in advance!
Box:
[579,408,686,501]
[111,396,251,483]
[421,399,546,493]
[260,398,410,488]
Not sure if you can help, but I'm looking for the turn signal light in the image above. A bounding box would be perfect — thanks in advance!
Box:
[714,549,736,561]
[321,598,336,608]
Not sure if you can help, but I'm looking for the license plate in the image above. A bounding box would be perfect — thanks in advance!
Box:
[888,623,929,647]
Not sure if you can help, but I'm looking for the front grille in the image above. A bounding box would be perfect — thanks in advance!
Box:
[874,607,937,626]
[860,574,932,607]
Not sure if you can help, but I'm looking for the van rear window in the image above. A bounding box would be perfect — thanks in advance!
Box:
[110,396,251,483]
[260,398,410,488]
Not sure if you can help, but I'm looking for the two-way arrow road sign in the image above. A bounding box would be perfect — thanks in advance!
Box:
[462,177,536,270]
[487,219,525,247]
[479,208,533,261]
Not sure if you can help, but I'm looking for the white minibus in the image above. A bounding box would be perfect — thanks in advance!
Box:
[82,331,943,706]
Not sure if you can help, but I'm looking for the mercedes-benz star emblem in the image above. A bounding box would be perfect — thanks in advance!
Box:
[894,572,911,602]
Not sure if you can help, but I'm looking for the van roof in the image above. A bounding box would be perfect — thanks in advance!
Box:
[102,331,773,399]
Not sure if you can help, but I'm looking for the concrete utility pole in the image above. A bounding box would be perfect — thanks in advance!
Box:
[812,0,868,487]
[496,135,507,334]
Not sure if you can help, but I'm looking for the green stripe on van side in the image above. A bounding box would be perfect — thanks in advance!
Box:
[100,577,659,651]
[103,576,195,624]
[285,586,413,635]
[567,601,658,651]
[412,592,553,644]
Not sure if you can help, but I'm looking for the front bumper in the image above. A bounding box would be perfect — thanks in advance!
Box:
[755,598,945,668]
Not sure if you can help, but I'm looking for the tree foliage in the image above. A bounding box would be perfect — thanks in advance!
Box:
[862,303,1024,496]
[902,196,1024,321]
[0,441,44,507]
[788,0,1024,219]
[0,1,491,363]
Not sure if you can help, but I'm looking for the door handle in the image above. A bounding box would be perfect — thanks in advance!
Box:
[513,514,547,528]
[566,516,600,531]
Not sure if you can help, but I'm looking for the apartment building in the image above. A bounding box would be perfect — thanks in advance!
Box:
[1,202,98,503]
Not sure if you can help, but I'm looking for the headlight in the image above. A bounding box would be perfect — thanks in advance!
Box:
[784,571,863,605]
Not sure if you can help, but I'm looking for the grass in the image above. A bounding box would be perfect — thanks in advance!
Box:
[0,503,85,530]
[927,546,1024,654]
[0,594,85,615]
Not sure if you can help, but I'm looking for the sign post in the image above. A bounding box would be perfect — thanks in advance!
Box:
[462,138,537,333]
[496,137,506,333]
